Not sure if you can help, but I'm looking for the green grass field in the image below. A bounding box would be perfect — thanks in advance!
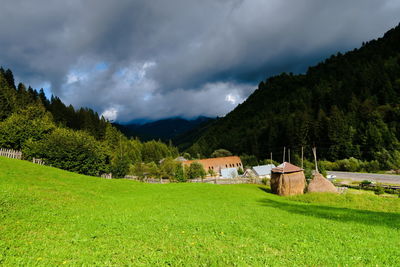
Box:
[1,157,399,266]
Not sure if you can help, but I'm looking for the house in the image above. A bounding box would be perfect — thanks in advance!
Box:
[221,168,239,178]
[242,168,257,178]
[252,164,276,178]
[183,156,243,176]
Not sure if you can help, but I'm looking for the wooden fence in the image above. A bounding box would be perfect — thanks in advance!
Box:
[0,148,22,159]
[122,175,264,185]
[189,177,264,185]
[32,157,45,165]
[0,148,45,166]
[101,173,112,179]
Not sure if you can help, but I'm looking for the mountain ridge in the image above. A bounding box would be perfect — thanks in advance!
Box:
[184,23,400,169]
[114,116,214,142]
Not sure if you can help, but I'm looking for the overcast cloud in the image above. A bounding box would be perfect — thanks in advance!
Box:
[0,0,399,122]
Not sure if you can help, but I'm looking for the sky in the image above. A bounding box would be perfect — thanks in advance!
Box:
[1,0,400,122]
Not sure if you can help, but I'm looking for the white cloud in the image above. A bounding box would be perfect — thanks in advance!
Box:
[225,94,239,105]
[101,107,118,121]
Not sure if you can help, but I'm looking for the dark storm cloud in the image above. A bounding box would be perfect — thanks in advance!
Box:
[0,0,399,121]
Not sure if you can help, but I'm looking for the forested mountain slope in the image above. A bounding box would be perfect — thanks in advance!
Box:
[114,116,214,142]
[187,23,400,168]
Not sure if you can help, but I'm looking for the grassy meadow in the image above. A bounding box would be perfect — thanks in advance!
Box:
[1,157,399,266]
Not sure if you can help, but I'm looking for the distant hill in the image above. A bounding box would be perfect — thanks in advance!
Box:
[186,23,400,169]
[114,116,214,142]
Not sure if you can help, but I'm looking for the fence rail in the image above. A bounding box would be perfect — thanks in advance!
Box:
[0,148,45,166]
[122,175,264,185]
[0,148,22,159]
[101,173,112,179]
[32,157,45,165]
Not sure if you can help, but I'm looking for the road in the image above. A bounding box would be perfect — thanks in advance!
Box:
[327,171,400,185]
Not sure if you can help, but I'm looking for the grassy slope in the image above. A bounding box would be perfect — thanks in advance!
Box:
[0,157,399,266]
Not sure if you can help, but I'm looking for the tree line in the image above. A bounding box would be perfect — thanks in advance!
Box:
[0,68,186,177]
[187,23,400,171]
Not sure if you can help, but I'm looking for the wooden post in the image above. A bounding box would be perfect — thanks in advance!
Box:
[312,147,318,173]
[270,152,273,165]
[288,149,291,163]
[301,146,304,169]
[283,147,286,163]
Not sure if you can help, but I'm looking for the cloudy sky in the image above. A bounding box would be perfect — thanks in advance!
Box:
[1,0,399,122]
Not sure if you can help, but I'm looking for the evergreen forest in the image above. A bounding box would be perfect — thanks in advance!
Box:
[187,23,400,170]
[0,68,179,177]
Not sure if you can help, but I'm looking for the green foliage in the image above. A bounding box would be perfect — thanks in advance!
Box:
[146,162,160,178]
[130,162,148,180]
[360,180,373,186]
[210,149,232,158]
[0,105,55,150]
[111,154,130,178]
[142,140,178,163]
[375,185,385,195]
[175,163,186,182]
[0,71,17,120]
[240,154,259,168]
[186,161,206,179]
[182,152,192,160]
[207,168,215,177]
[160,157,178,179]
[23,128,109,176]
[320,158,381,173]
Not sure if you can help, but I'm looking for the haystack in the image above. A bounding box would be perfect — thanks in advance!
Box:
[307,173,338,193]
[270,162,306,196]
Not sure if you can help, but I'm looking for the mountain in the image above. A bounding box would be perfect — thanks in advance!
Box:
[185,23,400,169]
[114,116,214,142]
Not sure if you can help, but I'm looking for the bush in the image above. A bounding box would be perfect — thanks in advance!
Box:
[111,154,130,178]
[321,158,382,173]
[240,154,259,168]
[374,185,385,195]
[186,162,206,179]
[0,105,55,150]
[175,163,186,182]
[23,128,109,176]
[359,180,372,186]
[211,149,232,158]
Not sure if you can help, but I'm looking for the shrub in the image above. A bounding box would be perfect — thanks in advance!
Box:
[175,163,186,182]
[240,154,259,168]
[211,149,232,158]
[0,105,55,150]
[261,178,269,185]
[111,154,130,178]
[360,180,372,186]
[374,185,385,195]
[23,128,109,176]
[187,162,206,179]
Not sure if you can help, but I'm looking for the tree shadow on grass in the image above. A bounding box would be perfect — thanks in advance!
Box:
[258,186,271,194]
[258,198,400,230]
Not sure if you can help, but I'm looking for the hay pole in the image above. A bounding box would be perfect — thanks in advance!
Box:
[312,147,318,173]
[288,149,291,163]
[270,152,273,165]
[301,146,304,169]
[283,147,286,163]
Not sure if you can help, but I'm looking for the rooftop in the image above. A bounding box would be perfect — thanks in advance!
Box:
[271,162,303,173]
